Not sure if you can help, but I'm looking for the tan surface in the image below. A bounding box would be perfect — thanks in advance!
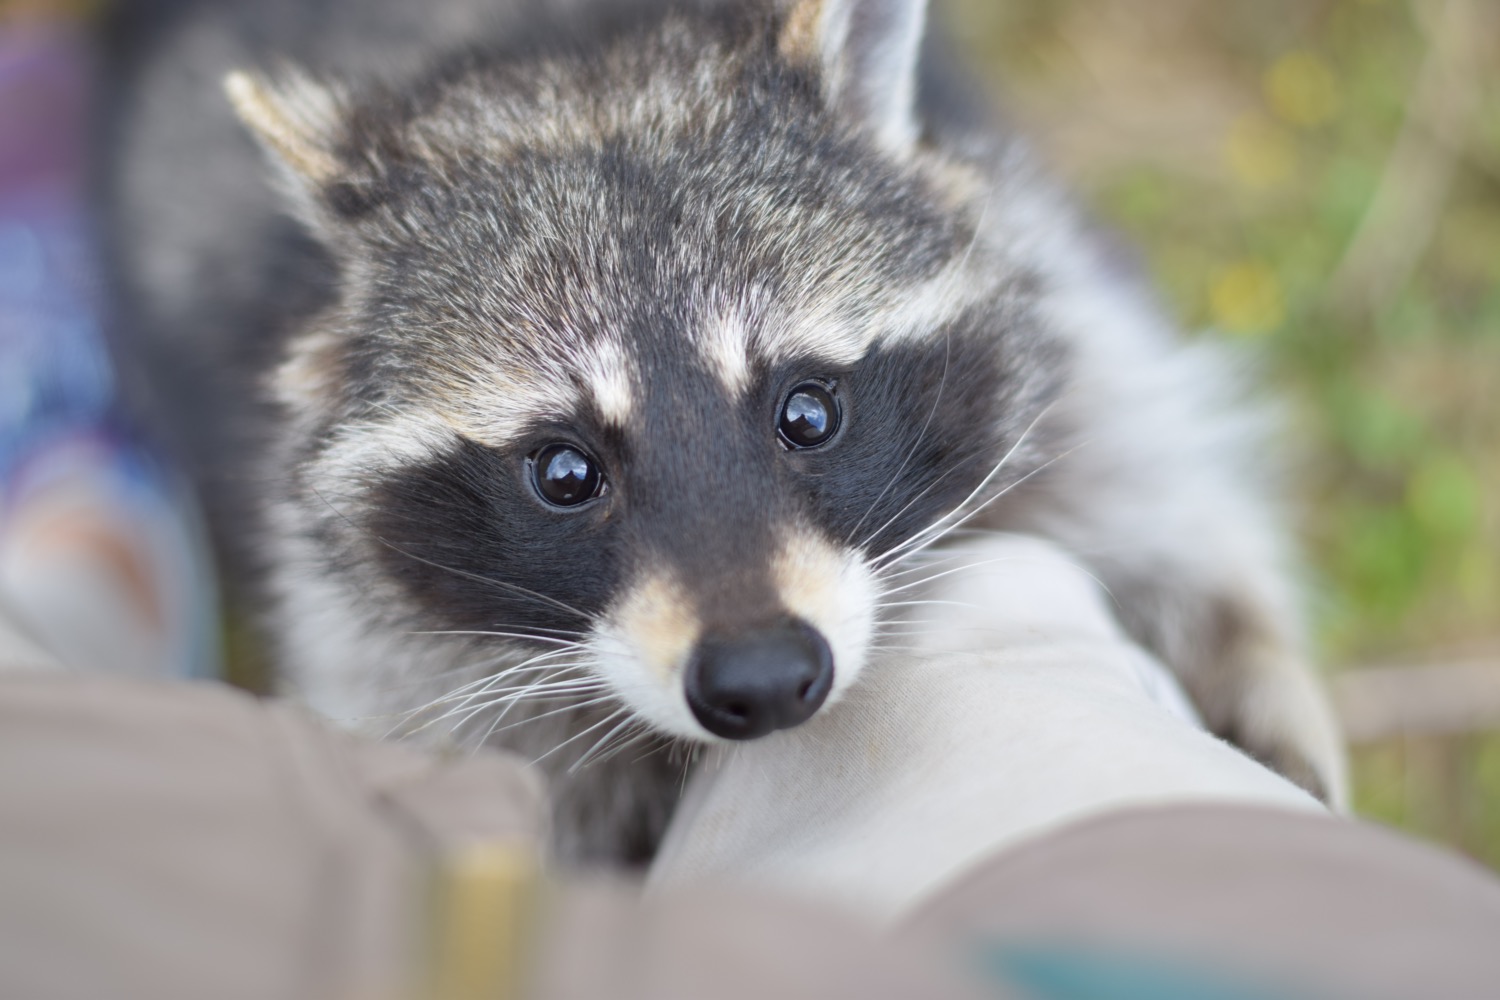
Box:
[0,673,545,1000]
[649,535,1320,917]
[0,672,993,1000]
[908,803,1500,1000]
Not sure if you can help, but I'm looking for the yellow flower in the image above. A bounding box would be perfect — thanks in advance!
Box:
[1226,113,1298,189]
[1266,51,1342,128]
[1210,261,1285,335]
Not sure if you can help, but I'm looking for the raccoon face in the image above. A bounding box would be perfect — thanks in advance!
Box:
[235,0,1063,742]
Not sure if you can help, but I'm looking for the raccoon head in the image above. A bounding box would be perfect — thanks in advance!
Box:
[231,0,1064,743]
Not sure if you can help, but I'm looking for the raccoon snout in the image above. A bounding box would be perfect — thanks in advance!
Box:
[684,620,834,740]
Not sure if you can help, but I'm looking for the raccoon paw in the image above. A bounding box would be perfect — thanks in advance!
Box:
[1218,653,1348,810]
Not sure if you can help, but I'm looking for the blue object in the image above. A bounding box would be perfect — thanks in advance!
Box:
[980,942,1325,1000]
[0,21,221,679]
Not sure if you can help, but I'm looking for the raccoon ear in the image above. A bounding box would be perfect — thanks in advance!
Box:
[781,0,928,151]
[225,68,353,224]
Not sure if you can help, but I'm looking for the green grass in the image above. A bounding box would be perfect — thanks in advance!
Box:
[945,0,1500,866]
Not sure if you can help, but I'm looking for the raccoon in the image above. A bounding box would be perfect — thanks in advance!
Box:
[101,0,1346,863]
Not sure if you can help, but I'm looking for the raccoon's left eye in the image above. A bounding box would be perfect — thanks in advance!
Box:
[530,443,605,508]
[778,380,840,450]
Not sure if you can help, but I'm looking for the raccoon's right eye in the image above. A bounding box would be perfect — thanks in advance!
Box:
[530,444,605,508]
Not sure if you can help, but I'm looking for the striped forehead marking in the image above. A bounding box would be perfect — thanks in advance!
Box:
[700,256,997,387]
[579,336,636,427]
[697,309,754,396]
[370,334,640,453]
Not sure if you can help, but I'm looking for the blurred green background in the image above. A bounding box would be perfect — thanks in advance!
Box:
[943,0,1499,866]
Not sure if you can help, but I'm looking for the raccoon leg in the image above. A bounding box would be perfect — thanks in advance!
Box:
[1012,463,1350,807]
[1102,570,1348,807]
[1020,470,1350,815]
[999,291,1348,805]
[1000,497,1349,807]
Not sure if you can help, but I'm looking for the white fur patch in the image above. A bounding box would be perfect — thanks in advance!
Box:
[873,259,994,348]
[750,248,1001,371]
[697,308,754,396]
[772,528,878,707]
[434,371,576,448]
[758,300,871,368]
[589,568,705,739]
[580,336,636,426]
[314,414,459,483]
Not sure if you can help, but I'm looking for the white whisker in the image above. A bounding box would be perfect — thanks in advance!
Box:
[405,629,590,648]
[569,714,641,773]
[871,401,1064,571]
[876,440,1086,574]
[530,707,630,766]
[844,325,953,547]
[473,692,619,749]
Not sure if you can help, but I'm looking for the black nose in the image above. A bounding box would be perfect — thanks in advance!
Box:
[685,620,834,740]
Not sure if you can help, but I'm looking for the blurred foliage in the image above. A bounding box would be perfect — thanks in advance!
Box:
[944,0,1499,865]
[1,0,108,22]
[1357,731,1500,866]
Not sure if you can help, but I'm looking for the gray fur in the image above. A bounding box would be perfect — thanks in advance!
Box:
[101,0,1345,865]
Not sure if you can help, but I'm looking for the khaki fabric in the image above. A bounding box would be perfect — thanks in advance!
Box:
[529,881,993,1000]
[0,673,546,1000]
[4,672,1500,999]
[649,535,1321,917]
[4,532,1499,999]
[907,803,1500,1000]
[0,672,993,1000]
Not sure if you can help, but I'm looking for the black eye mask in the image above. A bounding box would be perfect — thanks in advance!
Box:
[367,437,623,640]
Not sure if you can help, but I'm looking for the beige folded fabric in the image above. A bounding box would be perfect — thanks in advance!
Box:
[0,673,545,1000]
[0,672,993,1000]
[649,535,1321,916]
[906,803,1500,1000]
[7,533,1500,1000]
[642,534,1500,998]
